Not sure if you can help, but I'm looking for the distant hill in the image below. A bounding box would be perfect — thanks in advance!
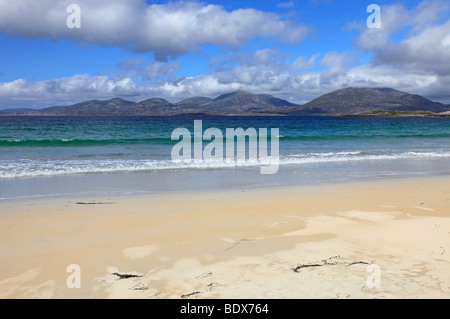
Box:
[287,87,449,116]
[175,96,213,108]
[32,98,137,116]
[2,87,449,117]
[11,91,298,116]
[0,108,34,114]
[207,90,297,114]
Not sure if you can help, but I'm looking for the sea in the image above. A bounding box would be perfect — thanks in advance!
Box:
[1,115,449,200]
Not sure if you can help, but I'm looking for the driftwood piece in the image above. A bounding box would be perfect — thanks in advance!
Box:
[181,283,222,298]
[292,256,371,273]
[129,282,149,291]
[346,261,370,267]
[113,272,143,280]
[181,290,202,298]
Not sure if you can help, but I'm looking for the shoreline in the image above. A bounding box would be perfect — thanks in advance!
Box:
[1,172,449,204]
[0,175,449,298]
[2,157,450,202]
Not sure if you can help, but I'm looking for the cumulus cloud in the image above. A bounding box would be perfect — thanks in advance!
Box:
[116,57,181,81]
[0,0,310,61]
[319,52,355,85]
[0,75,141,108]
[353,0,450,102]
[358,0,450,75]
[290,55,318,70]
[371,20,450,76]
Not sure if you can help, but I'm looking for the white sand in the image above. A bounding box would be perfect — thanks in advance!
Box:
[0,176,449,299]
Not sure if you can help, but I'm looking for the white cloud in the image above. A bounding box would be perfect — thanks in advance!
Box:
[319,52,355,84]
[0,0,310,61]
[278,1,295,9]
[290,55,318,70]
[357,4,408,51]
[116,57,181,81]
[409,0,449,33]
[354,0,450,101]
[358,0,450,74]
[0,75,141,108]
[372,20,450,76]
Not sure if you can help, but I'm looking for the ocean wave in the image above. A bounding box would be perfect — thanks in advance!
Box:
[0,137,173,147]
[1,151,450,179]
[2,131,450,147]
[278,133,450,141]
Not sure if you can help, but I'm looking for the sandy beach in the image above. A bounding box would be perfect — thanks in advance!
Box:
[0,176,449,299]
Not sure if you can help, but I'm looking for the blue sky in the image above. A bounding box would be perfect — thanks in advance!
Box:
[0,0,449,109]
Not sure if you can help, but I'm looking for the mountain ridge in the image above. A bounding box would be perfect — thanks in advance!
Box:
[287,87,448,116]
[1,87,449,117]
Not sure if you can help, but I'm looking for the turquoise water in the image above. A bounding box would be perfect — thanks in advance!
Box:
[1,115,449,198]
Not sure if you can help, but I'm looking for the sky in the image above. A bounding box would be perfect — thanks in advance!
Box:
[0,0,449,109]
